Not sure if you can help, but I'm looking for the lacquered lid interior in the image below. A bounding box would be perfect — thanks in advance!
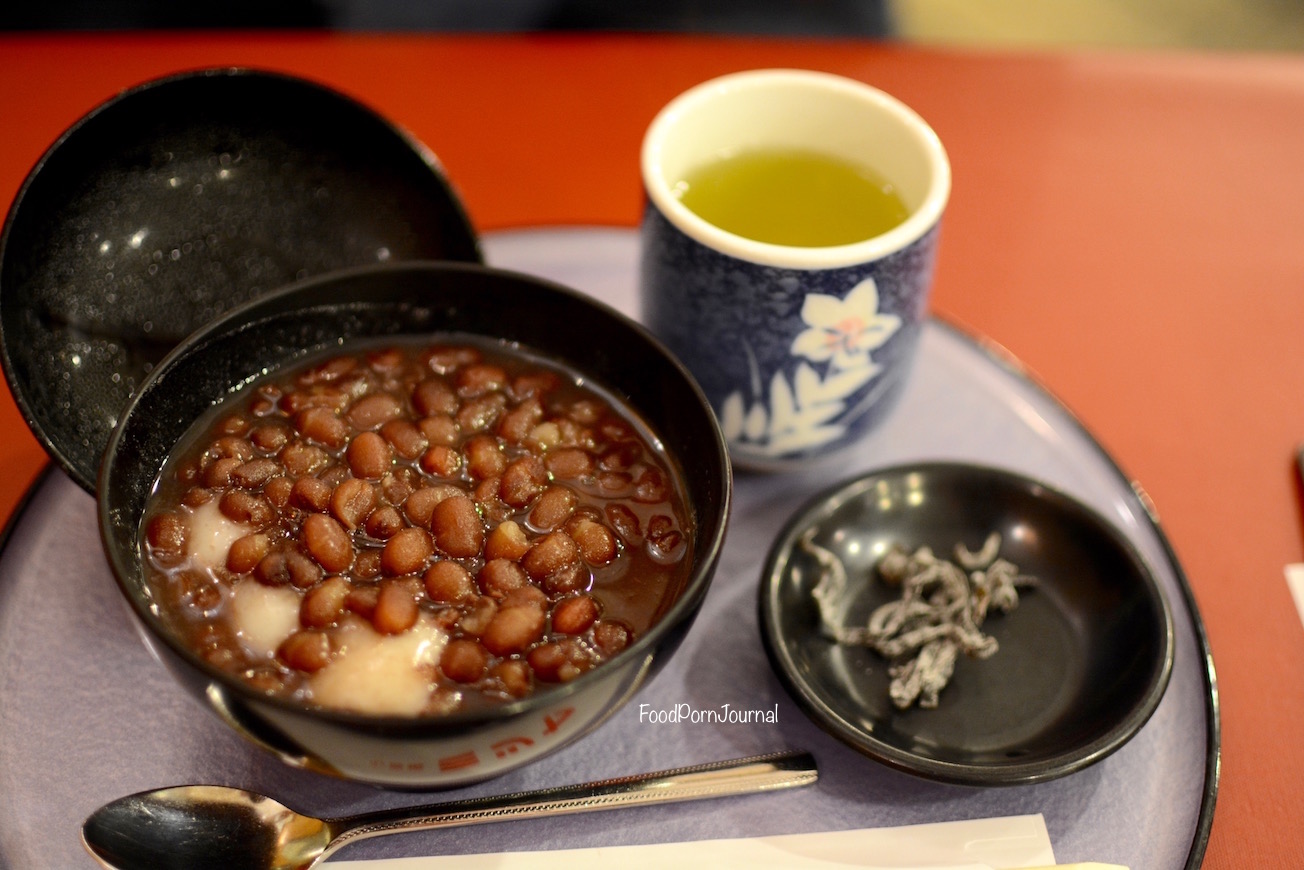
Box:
[0,67,481,492]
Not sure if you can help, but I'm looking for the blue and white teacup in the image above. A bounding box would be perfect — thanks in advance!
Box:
[639,69,950,470]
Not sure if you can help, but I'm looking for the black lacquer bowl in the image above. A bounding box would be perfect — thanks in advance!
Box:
[0,68,480,493]
[759,462,1173,786]
[98,262,731,788]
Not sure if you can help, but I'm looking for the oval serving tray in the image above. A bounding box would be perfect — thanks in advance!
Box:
[0,228,1215,869]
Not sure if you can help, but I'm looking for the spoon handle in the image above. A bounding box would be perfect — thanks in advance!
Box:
[323,750,817,861]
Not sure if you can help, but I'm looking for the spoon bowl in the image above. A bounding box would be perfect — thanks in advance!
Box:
[82,752,817,870]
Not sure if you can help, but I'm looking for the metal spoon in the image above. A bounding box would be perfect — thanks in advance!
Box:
[82,750,817,870]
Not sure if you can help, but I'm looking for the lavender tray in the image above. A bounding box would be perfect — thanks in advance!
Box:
[0,228,1216,868]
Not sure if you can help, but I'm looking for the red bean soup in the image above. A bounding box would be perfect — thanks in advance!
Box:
[141,338,693,718]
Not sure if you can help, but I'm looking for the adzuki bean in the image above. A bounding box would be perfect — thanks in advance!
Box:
[331,478,377,530]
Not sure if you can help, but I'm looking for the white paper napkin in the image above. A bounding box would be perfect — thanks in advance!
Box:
[1286,564,1304,629]
[333,814,1056,868]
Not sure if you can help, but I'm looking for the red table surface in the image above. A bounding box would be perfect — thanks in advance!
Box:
[1,32,1301,869]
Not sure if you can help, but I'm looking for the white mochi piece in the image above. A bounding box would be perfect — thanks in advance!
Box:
[229,579,302,658]
[186,499,250,571]
[308,616,447,716]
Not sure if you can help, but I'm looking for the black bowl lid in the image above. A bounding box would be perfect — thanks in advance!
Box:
[0,67,481,493]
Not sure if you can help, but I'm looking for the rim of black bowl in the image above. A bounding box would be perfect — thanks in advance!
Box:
[97,259,731,734]
[0,66,482,494]
[758,460,1175,786]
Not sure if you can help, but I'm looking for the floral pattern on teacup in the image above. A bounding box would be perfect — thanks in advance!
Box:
[720,277,900,457]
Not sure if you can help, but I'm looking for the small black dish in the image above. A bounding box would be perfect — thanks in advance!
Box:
[0,68,480,492]
[759,462,1173,786]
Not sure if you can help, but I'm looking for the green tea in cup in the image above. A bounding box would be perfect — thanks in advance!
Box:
[674,147,909,247]
[640,69,951,468]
